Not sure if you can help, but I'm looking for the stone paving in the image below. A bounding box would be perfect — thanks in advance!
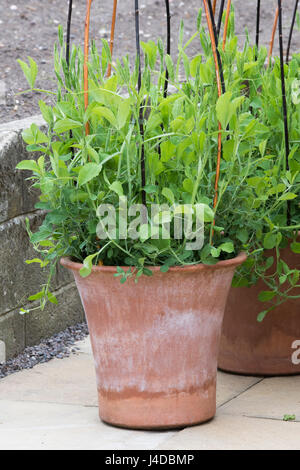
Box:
[0,337,299,450]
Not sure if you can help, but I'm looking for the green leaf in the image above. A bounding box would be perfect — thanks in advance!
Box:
[54,119,82,134]
[160,265,170,273]
[92,106,117,128]
[80,253,98,278]
[236,229,249,244]
[141,41,158,69]
[78,163,102,186]
[25,258,44,266]
[22,124,48,145]
[143,185,158,194]
[165,54,175,81]
[201,204,215,223]
[47,292,58,304]
[143,267,153,277]
[258,291,276,302]
[39,101,53,125]
[291,242,300,254]
[283,414,296,422]
[279,193,298,201]
[216,92,244,129]
[190,55,202,77]
[17,57,38,88]
[183,178,194,194]
[116,99,131,129]
[161,141,176,162]
[220,242,235,253]
[110,181,124,197]
[263,232,277,250]
[211,247,221,258]
[162,187,175,205]
[16,160,39,172]
[257,310,268,322]
[28,291,45,301]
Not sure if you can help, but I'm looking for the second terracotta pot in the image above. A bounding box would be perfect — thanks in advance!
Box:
[61,253,246,430]
[219,239,300,376]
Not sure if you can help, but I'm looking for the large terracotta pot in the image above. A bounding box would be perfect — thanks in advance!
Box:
[61,253,246,430]
[219,239,300,376]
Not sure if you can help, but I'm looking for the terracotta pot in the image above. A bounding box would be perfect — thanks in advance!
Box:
[219,239,300,376]
[61,253,246,430]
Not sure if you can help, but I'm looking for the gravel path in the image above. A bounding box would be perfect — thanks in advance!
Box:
[0,0,299,123]
[0,322,89,379]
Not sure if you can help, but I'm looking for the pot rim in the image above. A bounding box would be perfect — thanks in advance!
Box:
[60,252,247,274]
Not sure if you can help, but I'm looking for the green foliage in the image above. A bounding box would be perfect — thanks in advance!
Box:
[17,57,38,89]
[283,414,296,422]
[16,13,300,317]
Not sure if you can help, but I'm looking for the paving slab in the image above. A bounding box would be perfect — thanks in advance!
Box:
[0,335,299,449]
[216,371,261,407]
[0,337,259,409]
[219,376,300,421]
[0,354,98,407]
[157,414,300,450]
[0,400,175,450]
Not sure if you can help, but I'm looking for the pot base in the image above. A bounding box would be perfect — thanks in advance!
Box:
[219,356,300,377]
[98,388,216,430]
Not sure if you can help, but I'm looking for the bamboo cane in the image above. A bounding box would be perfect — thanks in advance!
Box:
[268,7,279,66]
[207,0,226,94]
[164,0,171,98]
[217,0,225,38]
[255,0,261,59]
[66,0,74,156]
[213,0,218,16]
[222,0,231,51]
[286,0,299,63]
[107,0,118,77]
[135,0,146,206]
[84,0,92,136]
[66,0,73,66]
[278,0,291,224]
[203,0,222,215]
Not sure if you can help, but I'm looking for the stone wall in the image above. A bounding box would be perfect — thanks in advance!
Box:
[0,116,84,360]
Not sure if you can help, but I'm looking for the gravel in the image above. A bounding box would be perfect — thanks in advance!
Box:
[0,322,89,379]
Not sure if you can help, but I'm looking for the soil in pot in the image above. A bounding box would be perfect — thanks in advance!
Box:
[61,253,246,430]
[219,239,300,376]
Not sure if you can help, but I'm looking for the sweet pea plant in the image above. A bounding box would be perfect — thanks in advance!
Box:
[17,11,300,319]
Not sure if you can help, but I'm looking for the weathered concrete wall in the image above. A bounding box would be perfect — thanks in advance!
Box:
[0,116,84,360]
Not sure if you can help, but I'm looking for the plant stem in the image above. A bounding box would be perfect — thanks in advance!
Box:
[135,0,146,207]
[268,6,279,66]
[84,0,93,136]
[286,0,299,63]
[107,0,118,77]
[222,0,231,51]
[278,0,291,225]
